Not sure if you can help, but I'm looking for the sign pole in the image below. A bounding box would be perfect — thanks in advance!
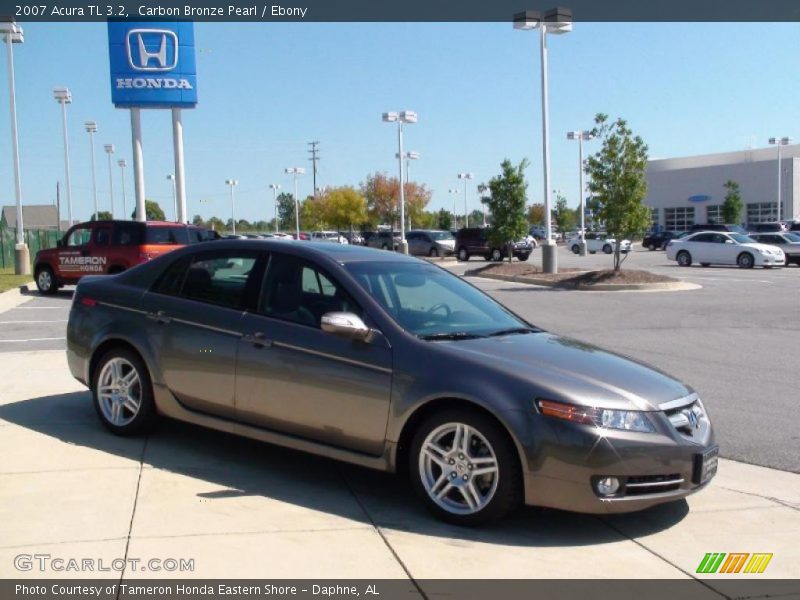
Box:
[130,108,146,222]
[172,108,187,223]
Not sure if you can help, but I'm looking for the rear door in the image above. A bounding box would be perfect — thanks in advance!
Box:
[235,252,392,455]
[141,248,266,418]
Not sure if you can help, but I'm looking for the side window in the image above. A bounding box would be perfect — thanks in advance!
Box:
[260,255,359,328]
[179,251,259,309]
[94,228,111,247]
[113,224,142,246]
[152,255,192,296]
[713,234,727,244]
[66,226,92,247]
[692,233,712,243]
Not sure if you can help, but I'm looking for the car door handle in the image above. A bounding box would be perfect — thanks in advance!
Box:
[146,310,171,325]
[242,332,271,348]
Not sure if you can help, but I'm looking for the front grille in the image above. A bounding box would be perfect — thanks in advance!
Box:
[660,394,707,440]
[624,474,684,496]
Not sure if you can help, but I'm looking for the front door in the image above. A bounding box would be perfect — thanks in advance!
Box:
[235,253,392,455]
[55,224,99,281]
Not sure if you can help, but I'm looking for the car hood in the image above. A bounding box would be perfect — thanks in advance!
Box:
[741,242,784,253]
[441,332,691,411]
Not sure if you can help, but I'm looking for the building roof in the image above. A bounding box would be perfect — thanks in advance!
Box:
[648,144,800,173]
[1,205,60,230]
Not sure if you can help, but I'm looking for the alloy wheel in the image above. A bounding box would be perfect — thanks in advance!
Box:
[418,422,499,515]
[37,270,52,292]
[97,357,142,427]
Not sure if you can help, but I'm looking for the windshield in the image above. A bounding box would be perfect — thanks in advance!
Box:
[729,233,755,244]
[784,232,800,242]
[430,231,454,241]
[345,261,530,338]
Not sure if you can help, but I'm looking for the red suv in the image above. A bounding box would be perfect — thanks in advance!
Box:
[33,220,214,294]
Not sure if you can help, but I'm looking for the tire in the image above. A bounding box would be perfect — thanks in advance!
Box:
[603,244,613,254]
[490,248,503,262]
[677,251,692,267]
[35,265,58,295]
[571,245,579,254]
[517,253,530,262]
[91,348,156,436]
[737,252,754,269]
[381,244,389,251]
[428,247,439,258]
[647,243,656,251]
[457,247,470,262]
[700,263,710,267]
[409,409,522,525]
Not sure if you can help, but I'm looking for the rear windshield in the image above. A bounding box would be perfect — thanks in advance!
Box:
[145,226,190,245]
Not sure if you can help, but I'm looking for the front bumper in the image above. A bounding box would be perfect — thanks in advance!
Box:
[754,253,785,266]
[521,415,717,514]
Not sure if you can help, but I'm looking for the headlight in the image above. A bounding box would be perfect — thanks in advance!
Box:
[536,399,655,433]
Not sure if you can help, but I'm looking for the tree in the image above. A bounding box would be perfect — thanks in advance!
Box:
[276,193,296,232]
[319,187,367,230]
[90,211,113,221]
[300,196,326,231]
[721,180,743,224]
[585,114,651,271]
[130,200,165,221]
[207,216,225,232]
[527,203,545,226]
[404,181,433,228]
[553,195,576,233]
[483,159,530,263]
[469,209,486,227]
[436,208,453,231]
[361,172,397,226]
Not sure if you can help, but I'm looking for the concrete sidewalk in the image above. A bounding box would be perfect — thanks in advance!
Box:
[0,349,798,590]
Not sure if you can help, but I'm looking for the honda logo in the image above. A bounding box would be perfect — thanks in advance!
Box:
[126,29,178,72]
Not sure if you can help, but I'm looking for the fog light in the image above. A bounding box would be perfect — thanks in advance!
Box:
[596,477,620,497]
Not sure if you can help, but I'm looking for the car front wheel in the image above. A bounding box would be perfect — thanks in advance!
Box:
[648,243,656,251]
[677,251,692,267]
[737,253,754,269]
[35,266,58,295]
[457,247,470,262]
[92,348,156,436]
[603,244,613,254]
[410,409,522,525]
[571,244,579,254]
[490,248,503,262]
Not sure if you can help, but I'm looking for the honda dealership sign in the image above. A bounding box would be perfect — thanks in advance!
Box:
[108,21,197,108]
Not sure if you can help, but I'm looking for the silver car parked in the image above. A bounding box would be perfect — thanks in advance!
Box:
[67,240,717,524]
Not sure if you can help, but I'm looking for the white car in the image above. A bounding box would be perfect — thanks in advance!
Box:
[666,231,785,268]
[310,231,349,244]
[567,232,631,254]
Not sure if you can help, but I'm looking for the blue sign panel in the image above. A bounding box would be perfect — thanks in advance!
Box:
[108,21,197,108]
[688,195,711,203]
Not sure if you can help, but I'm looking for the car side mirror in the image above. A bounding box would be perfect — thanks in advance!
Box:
[321,312,373,342]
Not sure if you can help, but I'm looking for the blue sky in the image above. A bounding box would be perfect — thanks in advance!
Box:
[1,21,799,223]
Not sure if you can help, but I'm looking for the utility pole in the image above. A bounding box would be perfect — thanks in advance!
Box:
[308,141,320,196]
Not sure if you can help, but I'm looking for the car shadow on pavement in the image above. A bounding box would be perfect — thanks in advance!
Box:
[20,286,74,299]
[0,391,689,547]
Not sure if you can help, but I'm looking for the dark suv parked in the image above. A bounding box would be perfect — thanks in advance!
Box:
[455,228,532,262]
[748,222,786,233]
[642,231,683,251]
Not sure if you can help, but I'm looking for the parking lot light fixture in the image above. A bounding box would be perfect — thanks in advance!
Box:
[768,136,793,221]
[269,183,281,232]
[285,167,305,238]
[85,121,99,220]
[117,159,128,220]
[567,130,594,255]
[515,6,573,273]
[458,173,474,227]
[225,179,238,234]
[104,144,115,218]
[53,87,74,227]
[383,110,418,254]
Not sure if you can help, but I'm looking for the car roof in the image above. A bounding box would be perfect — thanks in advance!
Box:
[191,239,420,264]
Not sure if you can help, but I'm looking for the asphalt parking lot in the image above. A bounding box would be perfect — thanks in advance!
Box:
[0,247,798,586]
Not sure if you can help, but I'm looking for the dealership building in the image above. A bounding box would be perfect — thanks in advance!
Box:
[644,145,800,231]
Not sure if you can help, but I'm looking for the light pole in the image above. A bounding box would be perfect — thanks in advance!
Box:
[166,174,177,221]
[225,179,238,234]
[383,110,417,254]
[458,173,474,227]
[567,130,593,255]
[269,183,281,232]
[285,167,305,238]
[53,87,73,229]
[117,159,128,220]
[396,151,420,229]
[769,136,792,222]
[1,19,28,274]
[448,188,460,229]
[515,7,572,273]
[104,144,115,218]
[84,121,99,220]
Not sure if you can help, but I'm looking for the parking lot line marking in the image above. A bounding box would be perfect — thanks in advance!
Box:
[0,320,68,324]
[0,337,66,343]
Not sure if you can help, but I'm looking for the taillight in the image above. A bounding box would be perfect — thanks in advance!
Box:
[80,297,97,307]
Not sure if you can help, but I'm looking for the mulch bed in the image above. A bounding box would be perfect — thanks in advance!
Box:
[469,263,678,288]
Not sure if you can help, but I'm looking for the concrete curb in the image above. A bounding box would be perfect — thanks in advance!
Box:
[0,281,34,314]
[465,271,702,292]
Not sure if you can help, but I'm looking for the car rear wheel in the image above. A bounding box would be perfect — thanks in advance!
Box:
[603,244,613,254]
[457,247,470,262]
[677,251,692,267]
[410,409,522,525]
[517,253,530,262]
[35,266,58,295]
[429,247,439,258]
[737,252,754,269]
[647,243,656,251]
[490,248,503,262]
[92,348,156,436]
[571,244,579,254]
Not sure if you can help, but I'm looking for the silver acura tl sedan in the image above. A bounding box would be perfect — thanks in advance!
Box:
[66,240,717,524]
